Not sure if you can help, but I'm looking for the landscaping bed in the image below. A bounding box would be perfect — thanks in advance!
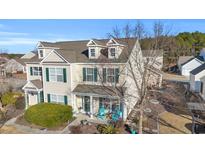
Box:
[24,103,73,129]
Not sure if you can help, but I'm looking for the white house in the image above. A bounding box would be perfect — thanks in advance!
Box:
[181,56,204,77]
[177,56,194,71]
[199,76,205,100]
[190,63,205,92]
[22,38,163,121]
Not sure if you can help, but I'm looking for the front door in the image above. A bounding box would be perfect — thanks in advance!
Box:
[84,96,90,113]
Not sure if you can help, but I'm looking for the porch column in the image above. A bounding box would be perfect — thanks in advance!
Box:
[73,94,79,113]
[37,91,40,103]
[25,91,28,109]
[90,96,93,119]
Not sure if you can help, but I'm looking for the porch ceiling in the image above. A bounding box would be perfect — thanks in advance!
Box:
[73,84,125,97]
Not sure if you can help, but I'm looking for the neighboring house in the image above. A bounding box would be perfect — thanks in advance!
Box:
[3,58,27,74]
[180,56,204,77]
[190,63,205,92]
[199,76,205,100]
[22,38,162,121]
[177,56,194,71]
[20,51,36,59]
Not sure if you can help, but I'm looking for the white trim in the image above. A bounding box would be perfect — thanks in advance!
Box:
[87,39,106,47]
[40,49,70,64]
[48,67,64,82]
[106,38,125,47]
[22,81,39,91]
[182,58,204,68]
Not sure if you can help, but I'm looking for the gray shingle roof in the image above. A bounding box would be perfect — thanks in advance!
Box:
[73,84,126,97]
[40,38,137,63]
[30,79,43,89]
[178,56,194,66]
[190,63,205,75]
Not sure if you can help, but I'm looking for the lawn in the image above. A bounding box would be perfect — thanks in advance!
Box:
[24,103,73,128]
[159,112,192,134]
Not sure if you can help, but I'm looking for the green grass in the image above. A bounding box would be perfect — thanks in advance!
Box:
[24,103,73,128]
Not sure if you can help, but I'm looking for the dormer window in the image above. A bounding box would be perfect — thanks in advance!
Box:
[110,48,116,57]
[90,49,96,57]
[38,49,44,58]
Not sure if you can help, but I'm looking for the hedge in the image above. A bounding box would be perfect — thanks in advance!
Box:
[24,103,73,128]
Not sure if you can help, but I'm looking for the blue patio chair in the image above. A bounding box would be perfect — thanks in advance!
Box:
[111,109,122,122]
[98,105,106,120]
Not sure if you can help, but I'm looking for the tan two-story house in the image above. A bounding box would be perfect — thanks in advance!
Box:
[22,38,162,120]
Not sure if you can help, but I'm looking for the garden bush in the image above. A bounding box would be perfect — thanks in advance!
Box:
[97,124,118,134]
[1,92,20,106]
[24,103,73,128]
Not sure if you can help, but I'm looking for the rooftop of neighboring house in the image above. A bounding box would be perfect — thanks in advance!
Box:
[190,63,205,75]
[181,55,205,67]
[178,56,194,66]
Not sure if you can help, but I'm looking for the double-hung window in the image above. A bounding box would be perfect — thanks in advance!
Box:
[83,67,98,82]
[39,49,44,58]
[49,68,64,82]
[110,48,116,57]
[30,67,42,76]
[107,68,115,83]
[87,68,94,81]
[103,68,119,83]
[90,49,96,57]
[50,94,64,104]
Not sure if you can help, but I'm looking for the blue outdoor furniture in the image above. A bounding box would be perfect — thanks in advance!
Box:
[98,105,106,120]
[111,109,122,122]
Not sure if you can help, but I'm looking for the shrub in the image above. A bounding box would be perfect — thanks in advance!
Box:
[97,124,118,134]
[1,92,19,106]
[24,103,73,128]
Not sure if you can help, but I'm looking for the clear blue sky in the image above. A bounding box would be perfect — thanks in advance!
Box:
[1,19,205,53]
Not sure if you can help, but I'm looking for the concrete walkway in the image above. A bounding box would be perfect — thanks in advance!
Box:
[0,114,106,134]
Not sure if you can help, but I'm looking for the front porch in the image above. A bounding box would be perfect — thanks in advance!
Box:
[22,79,43,108]
[74,95,123,120]
[72,84,124,122]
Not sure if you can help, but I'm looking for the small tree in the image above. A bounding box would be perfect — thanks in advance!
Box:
[105,20,169,133]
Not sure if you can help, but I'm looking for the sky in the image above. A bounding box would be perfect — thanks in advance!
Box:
[1,19,205,53]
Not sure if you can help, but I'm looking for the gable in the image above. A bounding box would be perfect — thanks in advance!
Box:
[22,81,37,90]
[107,39,118,45]
[42,50,67,63]
[87,40,97,46]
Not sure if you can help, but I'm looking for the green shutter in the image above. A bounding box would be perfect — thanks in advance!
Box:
[30,67,33,76]
[47,94,50,103]
[83,68,86,81]
[40,91,44,102]
[46,68,49,82]
[63,68,67,83]
[115,68,119,83]
[64,96,68,105]
[94,68,97,82]
[103,68,107,82]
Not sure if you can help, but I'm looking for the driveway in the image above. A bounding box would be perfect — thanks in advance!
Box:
[163,72,189,83]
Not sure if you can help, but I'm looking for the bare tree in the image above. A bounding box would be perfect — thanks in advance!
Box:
[104,20,168,133]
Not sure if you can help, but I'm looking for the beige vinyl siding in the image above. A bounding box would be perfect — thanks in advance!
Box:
[70,63,126,91]
[26,64,42,81]
[42,64,71,104]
